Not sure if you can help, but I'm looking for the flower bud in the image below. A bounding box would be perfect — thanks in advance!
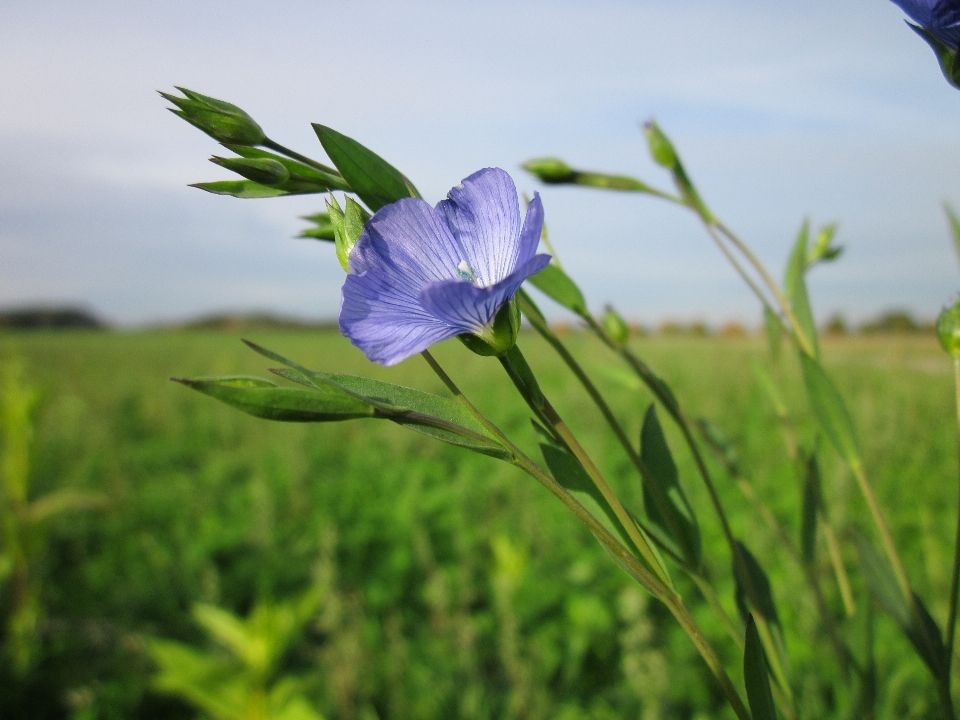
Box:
[458,296,521,357]
[937,300,960,356]
[211,156,290,186]
[521,158,577,184]
[161,87,265,146]
[643,121,678,170]
[601,306,630,344]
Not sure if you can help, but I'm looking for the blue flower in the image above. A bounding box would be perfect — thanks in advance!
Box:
[891,0,960,50]
[339,168,551,366]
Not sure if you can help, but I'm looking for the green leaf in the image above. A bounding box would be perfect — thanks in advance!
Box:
[312,124,417,211]
[298,211,335,242]
[190,180,292,199]
[695,417,739,476]
[241,341,510,459]
[800,354,860,467]
[800,454,820,564]
[733,541,789,690]
[784,220,820,359]
[171,375,375,422]
[733,541,781,627]
[854,536,946,677]
[744,615,778,720]
[526,264,587,316]
[326,196,369,271]
[639,405,701,569]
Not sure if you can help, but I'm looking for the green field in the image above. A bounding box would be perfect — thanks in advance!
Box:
[0,329,956,719]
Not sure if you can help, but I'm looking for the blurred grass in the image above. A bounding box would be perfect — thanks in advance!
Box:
[0,329,955,719]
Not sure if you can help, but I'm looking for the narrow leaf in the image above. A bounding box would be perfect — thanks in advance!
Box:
[171,376,375,422]
[312,124,416,211]
[639,405,701,568]
[733,541,781,628]
[526,264,587,315]
[190,180,292,199]
[763,306,782,363]
[538,436,672,585]
[744,615,778,720]
[800,354,860,467]
[241,341,509,459]
[800,454,820,564]
[784,220,820,359]
[855,535,946,676]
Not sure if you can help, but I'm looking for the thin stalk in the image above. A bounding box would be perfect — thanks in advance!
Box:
[714,220,816,358]
[518,293,693,559]
[850,458,953,716]
[947,355,960,670]
[497,348,672,589]
[262,137,341,176]
[584,314,797,714]
[419,350,751,720]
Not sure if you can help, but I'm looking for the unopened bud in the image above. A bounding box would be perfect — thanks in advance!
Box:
[937,300,960,356]
[643,121,678,170]
[211,156,289,186]
[522,158,577,184]
[161,87,265,146]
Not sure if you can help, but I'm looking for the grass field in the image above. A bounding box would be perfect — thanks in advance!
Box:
[0,329,956,719]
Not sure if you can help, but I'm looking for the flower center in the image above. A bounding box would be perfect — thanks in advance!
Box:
[456,260,478,283]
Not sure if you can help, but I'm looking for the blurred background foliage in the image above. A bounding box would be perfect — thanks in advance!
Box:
[0,328,954,719]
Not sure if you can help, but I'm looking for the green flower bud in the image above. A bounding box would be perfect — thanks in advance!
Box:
[459,296,521,357]
[211,156,290,186]
[160,87,265,146]
[521,158,577,184]
[937,300,960,357]
[601,306,629,344]
[642,121,678,170]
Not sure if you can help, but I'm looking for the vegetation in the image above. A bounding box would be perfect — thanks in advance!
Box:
[0,328,955,719]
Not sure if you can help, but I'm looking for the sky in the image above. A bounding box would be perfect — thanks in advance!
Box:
[2,0,960,327]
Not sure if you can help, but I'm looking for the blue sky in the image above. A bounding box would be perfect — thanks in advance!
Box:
[2,0,960,326]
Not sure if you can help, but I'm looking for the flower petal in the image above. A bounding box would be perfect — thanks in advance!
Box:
[437,168,522,287]
[419,254,552,332]
[517,192,544,266]
[349,197,463,287]
[340,270,460,366]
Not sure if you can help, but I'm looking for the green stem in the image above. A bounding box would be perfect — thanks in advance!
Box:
[583,313,797,714]
[947,355,960,672]
[497,347,672,589]
[262,137,341,176]
[419,350,751,720]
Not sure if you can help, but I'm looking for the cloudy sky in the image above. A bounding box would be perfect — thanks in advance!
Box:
[2,0,960,326]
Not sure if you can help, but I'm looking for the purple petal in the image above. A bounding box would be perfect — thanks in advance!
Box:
[892,0,935,28]
[419,254,552,331]
[436,168,522,287]
[349,198,463,287]
[517,192,544,266]
[892,0,960,48]
[340,270,460,366]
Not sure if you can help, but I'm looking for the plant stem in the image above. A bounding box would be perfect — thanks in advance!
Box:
[262,137,341,176]
[947,355,960,672]
[583,313,797,715]
[497,347,672,589]
[419,350,751,720]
